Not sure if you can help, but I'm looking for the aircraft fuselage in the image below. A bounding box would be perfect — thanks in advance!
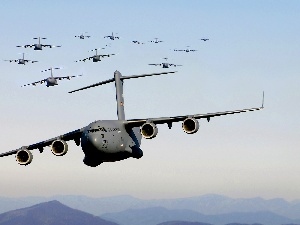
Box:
[34,44,42,50]
[162,63,169,68]
[92,55,101,62]
[81,120,142,166]
[46,77,58,87]
[18,59,25,65]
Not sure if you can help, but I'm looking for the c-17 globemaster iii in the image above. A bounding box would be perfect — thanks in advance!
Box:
[0,71,264,167]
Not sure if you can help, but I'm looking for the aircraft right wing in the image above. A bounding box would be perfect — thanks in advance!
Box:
[22,79,47,87]
[0,128,84,160]
[148,63,161,66]
[16,45,34,48]
[4,60,17,63]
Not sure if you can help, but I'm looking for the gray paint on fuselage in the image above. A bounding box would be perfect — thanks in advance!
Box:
[92,55,101,62]
[81,120,142,162]
[46,77,58,87]
[34,44,43,50]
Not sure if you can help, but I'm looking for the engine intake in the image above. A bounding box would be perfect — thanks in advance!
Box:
[16,149,33,166]
[51,140,68,156]
[140,122,158,139]
[182,117,199,134]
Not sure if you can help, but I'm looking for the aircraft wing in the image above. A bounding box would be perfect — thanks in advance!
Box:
[54,74,82,80]
[148,63,161,66]
[22,79,47,87]
[169,64,183,67]
[4,60,17,62]
[0,128,83,157]
[42,44,61,48]
[16,45,33,48]
[100,53,115,58]
[125,106,263,128]
[75,58,89,62]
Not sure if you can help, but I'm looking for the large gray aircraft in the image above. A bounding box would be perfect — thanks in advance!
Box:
[16,37,61,51]
[22,67,82,87]
[4,53,38,65]
[149,57,182,68]
[75,48,115,62]
[0,71,263,167]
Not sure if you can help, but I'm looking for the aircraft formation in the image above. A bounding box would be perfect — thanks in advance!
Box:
[0,32,264,167]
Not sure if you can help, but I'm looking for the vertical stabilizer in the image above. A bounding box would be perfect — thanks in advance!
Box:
[114,70,125,120]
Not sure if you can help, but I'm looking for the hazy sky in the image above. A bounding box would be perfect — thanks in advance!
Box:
[0,0,299,201]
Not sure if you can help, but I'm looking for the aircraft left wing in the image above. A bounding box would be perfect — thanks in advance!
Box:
[0,128,84,158]
[54,74,83,80]
[42,44,62,48]
[125,106,263,128]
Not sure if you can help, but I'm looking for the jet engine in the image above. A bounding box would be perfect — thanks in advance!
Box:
[182,117,199,134]
[51,140,68,156]
[16,149,33,166]
[140,122,158,139]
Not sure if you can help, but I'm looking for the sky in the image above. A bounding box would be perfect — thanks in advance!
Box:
[0,0,299,201]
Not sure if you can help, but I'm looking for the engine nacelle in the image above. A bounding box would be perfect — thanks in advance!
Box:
[140,122,158,139]
[16,149,33,166]
[182,117,199,134]
[51,140,68,156]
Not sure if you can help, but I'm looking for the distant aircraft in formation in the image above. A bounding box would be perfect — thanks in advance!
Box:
[149,38,163,43]
[75,48,115,62]
[16,37,61,51]
[132,40,145,45]
[104,32,119,40]
[21,67,82,87]
[75,32,91,39]
[0,70,264,167]
[3,53,38,65]
[174,46,197,53]
[148,57,182,68]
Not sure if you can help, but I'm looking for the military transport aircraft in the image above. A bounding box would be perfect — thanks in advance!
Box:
[0,70,264,167]
[16,37,61,50]
[4,53,38,65]
[75,32,91,39]
[174,46,197,52]
[148,58,182,68]
[21,67,82,87]
[104,32,119,40]
[132,40,145,45]
[75,48,115,62]
[149,38,163,43]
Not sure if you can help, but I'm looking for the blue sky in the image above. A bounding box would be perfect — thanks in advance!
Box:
[0,0,299,201]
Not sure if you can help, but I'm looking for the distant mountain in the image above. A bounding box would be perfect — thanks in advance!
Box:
[101,206,298,225]
[1,194,300,221]
[0,200,118,225]
[158,222,213,225]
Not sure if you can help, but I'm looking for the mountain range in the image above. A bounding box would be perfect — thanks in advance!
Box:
[0,200,117,225]
[0,194,299,225]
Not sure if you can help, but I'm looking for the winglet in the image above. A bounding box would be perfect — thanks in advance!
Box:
[261,91,265,109]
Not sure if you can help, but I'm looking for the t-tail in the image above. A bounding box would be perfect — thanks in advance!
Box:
[69,70,177,120]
